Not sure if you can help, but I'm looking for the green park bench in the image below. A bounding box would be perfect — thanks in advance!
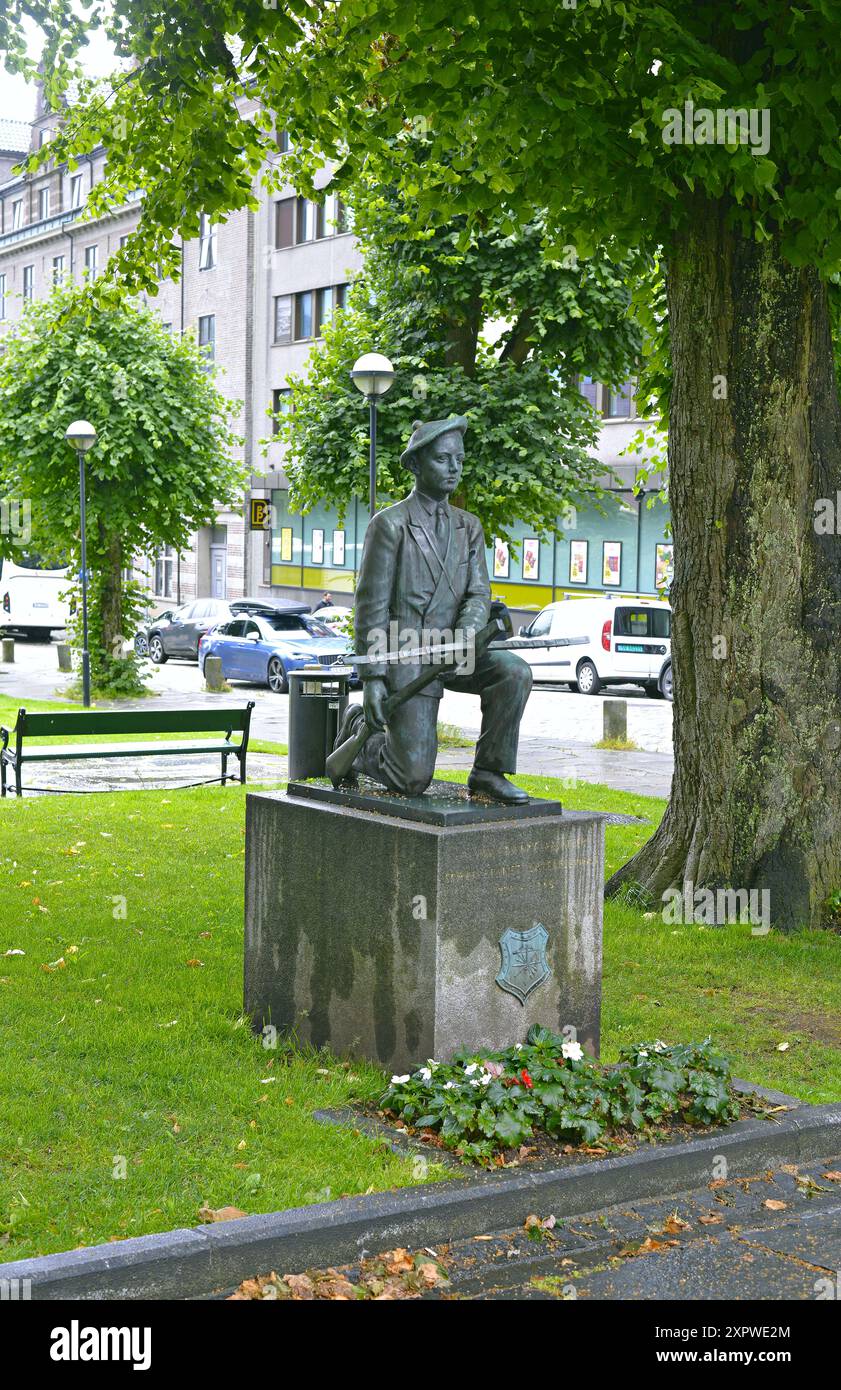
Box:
[0,704,255,797]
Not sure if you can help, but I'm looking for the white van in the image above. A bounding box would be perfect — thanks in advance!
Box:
[517,595,672,697]
[0,557,71,639]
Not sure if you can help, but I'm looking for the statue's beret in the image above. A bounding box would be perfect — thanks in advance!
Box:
[399,415,468,467]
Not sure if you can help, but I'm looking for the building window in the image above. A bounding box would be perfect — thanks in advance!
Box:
[22,265,33,301]
[273,294,292,344]
[119,234,130,249]
[52,255,65,284]
[294,290,314,340]
[277,128,291,153]
[11,199,23,230]
[606,381,634,418]
[296,197,317,244]
[316,286,333,334]
[39,128,51,147]
[154,546,177,599]
[70,174,84,208]
[198,314,216,364]
[198,213,217,270]
[275,197,295,249]
[84,244,99,280]
[272,388,292,433]
[38,187,50,221]
[335,282,348,312]
[0,273,6,320]
[578,376,602,411]
[317,192,347,238]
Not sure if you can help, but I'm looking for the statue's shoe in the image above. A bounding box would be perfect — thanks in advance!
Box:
[467,769,529,805]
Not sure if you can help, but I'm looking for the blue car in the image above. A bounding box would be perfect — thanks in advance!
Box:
[199,611,352,693]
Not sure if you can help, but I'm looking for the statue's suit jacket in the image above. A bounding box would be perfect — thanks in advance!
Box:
[354,490,491,698]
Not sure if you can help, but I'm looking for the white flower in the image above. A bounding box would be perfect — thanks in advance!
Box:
[654,1040,668,1053]
[443,1081,457,1090]
[425,1059,438,1071]
[464,1062,479,1075]
[469,1078,483,1087]
[480,1073,492,1086]
[514,1043,523,1051]
[417,1067,432,1082]
[561,1041,584,1061]
[638,1049,649,1058]
[391,1074,410,1085]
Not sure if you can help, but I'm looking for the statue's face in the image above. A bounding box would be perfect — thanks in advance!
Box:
[412,430,464,499]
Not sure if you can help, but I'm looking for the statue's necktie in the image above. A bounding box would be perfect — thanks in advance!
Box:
[434,504,448,554]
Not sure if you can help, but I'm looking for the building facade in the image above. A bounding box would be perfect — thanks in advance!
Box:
[0,94,669,624]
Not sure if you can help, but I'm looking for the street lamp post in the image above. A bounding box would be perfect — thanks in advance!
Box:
[350,353,395,516]
[64,419,97,707]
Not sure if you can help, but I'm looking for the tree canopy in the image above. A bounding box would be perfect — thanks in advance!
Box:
[7,3,841,293]
[0,285,243,692]
[278,150,644,540]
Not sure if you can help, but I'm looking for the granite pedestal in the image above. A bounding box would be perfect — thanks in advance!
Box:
[244,780,604,1073]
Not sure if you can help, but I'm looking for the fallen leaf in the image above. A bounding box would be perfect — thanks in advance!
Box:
[822,1171,841,1182]
[698,1213,723,1225]
[776,1042,790,1052]
[384,1249,413,1275]
[763,1199,787,1210]
[662,1214,692,1234]
[185,958,203,967]
[198,1204,248,1223]
[3,949,25,957]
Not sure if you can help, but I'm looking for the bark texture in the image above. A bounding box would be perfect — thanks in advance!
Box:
[607,197,841,928]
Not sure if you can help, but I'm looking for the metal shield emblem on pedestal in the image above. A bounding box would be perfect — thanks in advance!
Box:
[496,923,550,1004]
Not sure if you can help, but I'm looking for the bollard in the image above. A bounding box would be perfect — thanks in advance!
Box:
[204,656,226,692]
[57,643,72,673]
[1,637,14,664]
[603,698,627,742]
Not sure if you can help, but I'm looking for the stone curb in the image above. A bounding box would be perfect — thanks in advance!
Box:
[3,1094,839,1301]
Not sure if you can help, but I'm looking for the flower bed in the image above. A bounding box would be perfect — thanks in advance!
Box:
[381,1030,741,1165]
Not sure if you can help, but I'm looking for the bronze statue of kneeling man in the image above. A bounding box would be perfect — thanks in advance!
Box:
[333,415,532,804]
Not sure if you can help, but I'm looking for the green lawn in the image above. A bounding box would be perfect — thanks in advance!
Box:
[1,767,839,1262]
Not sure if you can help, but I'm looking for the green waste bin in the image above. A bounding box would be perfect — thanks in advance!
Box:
[287,664,354,780]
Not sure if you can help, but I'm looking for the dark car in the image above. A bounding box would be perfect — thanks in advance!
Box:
[138,597,309,663]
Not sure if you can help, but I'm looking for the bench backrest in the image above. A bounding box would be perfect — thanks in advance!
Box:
[12,705,254,738]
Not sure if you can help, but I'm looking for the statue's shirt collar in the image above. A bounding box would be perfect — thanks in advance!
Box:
[412,489,449,516]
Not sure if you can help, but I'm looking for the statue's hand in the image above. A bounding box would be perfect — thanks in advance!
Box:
[363,678,388,731]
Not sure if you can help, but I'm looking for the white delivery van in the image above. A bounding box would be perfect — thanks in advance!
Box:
[517,595,672,696]
[0,556,71,638]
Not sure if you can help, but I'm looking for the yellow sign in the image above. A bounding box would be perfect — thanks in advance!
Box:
[250,498,271,531]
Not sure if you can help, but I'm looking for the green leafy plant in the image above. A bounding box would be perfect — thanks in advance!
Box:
[0,284,244,697]
[381,1031,740,1165]
[275,155,644,544]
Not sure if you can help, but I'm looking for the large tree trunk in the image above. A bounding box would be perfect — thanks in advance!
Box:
[607,197,841,929]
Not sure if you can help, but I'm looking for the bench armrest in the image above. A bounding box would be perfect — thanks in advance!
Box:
[0,726,9,753]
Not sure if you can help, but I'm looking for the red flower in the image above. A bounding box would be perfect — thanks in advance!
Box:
[520,1069,533,1090]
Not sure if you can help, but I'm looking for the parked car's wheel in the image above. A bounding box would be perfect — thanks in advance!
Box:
[267,656,289,694]
[576,659,601,695]
[135,632,149,657]
[148,634,167,664]
[659,660,673,702]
